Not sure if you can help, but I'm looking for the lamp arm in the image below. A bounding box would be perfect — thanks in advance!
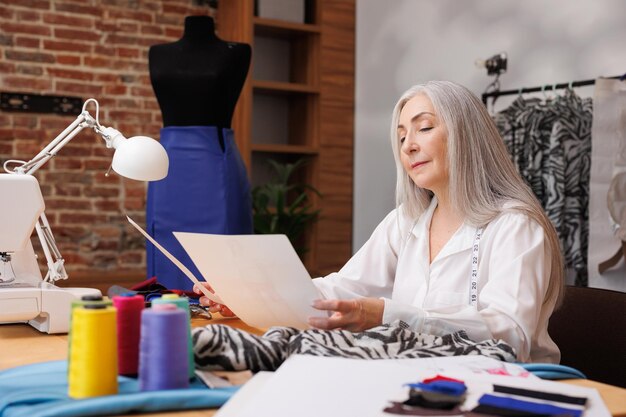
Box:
[4,98,164,180]
[19,112,91,175]
[8,105,110,176]
[34,212,68,283]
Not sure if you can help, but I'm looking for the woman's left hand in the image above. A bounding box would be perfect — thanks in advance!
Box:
[308,298,384,332]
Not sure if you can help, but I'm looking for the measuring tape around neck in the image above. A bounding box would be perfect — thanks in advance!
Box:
[470,227,484,307]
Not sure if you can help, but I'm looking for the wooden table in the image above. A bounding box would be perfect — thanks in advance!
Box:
[1,319,625,417]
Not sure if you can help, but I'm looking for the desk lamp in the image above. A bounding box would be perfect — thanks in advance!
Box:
[0,99,169,333]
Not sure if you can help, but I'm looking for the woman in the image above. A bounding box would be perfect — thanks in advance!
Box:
[197,81,564,363]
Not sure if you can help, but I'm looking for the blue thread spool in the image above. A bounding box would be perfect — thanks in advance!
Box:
[152,294,194,379]
[139,304,189,391]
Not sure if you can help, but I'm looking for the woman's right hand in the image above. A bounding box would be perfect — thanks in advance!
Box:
[193,282,237,317]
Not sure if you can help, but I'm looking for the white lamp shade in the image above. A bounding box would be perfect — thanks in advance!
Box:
[111,136,169,181]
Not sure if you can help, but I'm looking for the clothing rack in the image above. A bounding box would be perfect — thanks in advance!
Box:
[481,74,625,105]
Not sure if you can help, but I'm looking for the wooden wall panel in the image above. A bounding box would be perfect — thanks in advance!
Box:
[316,0,355,276]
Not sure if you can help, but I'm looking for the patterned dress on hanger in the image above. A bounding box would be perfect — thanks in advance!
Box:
[493,90,592,286]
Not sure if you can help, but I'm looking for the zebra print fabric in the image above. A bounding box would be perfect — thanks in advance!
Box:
[494,90,593,286]
[192,322,517,372]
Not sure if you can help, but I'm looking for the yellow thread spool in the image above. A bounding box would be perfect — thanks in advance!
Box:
[67,296,113,375]
[68,305,118,398]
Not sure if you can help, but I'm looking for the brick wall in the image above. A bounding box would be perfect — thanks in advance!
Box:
[0,1,216,281]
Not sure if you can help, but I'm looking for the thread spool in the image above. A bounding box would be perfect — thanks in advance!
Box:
[68,304,118,399]
[139,304,189,391]
[152,294,194,379]
[70,294,112,312]
[68,295,113,375]
[72,294,111,305]
[112,294,145,376]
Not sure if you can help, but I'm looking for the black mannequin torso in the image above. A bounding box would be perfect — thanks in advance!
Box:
[149,16,251,128]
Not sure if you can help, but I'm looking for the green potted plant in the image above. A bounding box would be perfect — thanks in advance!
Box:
[252,158,321,256]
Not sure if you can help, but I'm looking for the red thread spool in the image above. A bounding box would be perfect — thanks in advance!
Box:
[112,294,145,376]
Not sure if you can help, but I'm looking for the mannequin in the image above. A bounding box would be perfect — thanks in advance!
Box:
[149,15,251,128]
[146,15,253,291]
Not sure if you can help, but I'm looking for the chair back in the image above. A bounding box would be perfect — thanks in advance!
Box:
[548,285,626,388]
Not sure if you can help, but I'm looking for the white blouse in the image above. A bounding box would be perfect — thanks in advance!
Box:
[312,198,560,363]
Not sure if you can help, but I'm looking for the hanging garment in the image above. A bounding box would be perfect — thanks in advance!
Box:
[146,126,252,291]
[588,78,626,290]
[520,99,553,204]
[494,96,530,174]
[545,91,593,286]
[494,92,592,286]
[495,96,556,205]
[495,96,547,202]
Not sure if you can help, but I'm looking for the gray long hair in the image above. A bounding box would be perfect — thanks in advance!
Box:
[389,81,563,306]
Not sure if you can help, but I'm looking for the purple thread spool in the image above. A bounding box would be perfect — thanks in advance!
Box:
[139,304,189,391]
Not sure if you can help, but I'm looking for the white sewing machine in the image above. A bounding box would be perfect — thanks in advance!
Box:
[0,98,168,334]
[0,175,101,333]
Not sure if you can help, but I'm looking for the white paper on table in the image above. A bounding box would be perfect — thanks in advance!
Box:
[174,232,327,330]
[215,371,275,417]
[231,355,611,417]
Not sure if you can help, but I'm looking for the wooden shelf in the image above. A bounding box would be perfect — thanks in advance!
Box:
[252,80,320,95]
[217,0,355,277]
[251,143,319,155]
[254,17,321,37]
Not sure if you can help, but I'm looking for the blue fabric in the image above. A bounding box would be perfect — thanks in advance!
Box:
[0,360,238,417]
[520,363,587,380]
[405,381,467,396]
[478,394,583,417]
[146,126,252,290]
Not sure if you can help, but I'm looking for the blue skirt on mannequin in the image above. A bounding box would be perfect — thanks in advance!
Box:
[146,126,252,290]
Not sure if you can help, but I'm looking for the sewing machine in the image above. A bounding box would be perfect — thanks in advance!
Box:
[0,98,168,334]
[0,174,101,333]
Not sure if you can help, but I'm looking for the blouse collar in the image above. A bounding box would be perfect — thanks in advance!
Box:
[410,196,477,261]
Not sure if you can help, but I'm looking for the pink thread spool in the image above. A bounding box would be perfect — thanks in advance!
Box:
[112,294,145,376]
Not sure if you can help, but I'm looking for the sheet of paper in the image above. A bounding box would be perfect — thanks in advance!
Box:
[174,232,327,330]
[215,372,275,417]
[232,355,610,417]
[126,215,223,305]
